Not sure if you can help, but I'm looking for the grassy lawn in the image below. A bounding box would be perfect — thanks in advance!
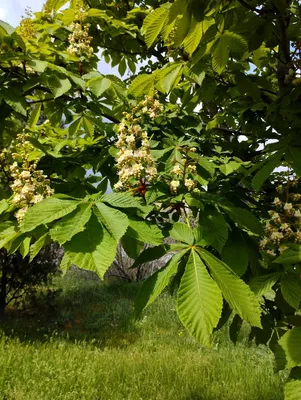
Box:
[0,271,286,400]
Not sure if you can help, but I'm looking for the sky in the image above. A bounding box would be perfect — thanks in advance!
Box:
[0,0,45,27]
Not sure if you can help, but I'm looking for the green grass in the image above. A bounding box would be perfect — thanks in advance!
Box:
[0,272,286,400]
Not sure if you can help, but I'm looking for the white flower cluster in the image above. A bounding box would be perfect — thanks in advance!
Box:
[114,95,163,192]
[67,22,93,58]
[169,150,199,194]
[19,7,36,41]
[260,178,301,257]
[10,133,54,223]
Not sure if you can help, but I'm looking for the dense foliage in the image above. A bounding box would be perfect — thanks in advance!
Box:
[0,245,61,315]
[0,0,300,397]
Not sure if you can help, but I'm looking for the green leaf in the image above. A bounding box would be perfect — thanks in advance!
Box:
[0,199,9,215]
[20,236,31,258]
[170,222,194,245]
[199,249,262,328]
[235,73,260,101]
[221,230,249,276]
[21,197,79,232]
[220,204,262,235]
[132,244,170,268]
[47,75,72,98]
[121,235,144,259]
[281,274,301,310]
[278,327,301,369]
[94,202,128,241]
[142,6,169,48]
[89,77,111,97]
[286,146,301,177]
[82,116,94,137]
[284,380,301,400]
[158,62,183,93]
[212,35,229,74]
[198,211,228,252]
[28,104,42,128]
[63,215,117,278]
[128,74,157,97]
[4,92,27,116]
[0,222,18,249]
[69,117,82,135]
[118,58,127,76]
[223,31,248,54]
[275,248,301,264]
[29,233,49,262]
[249,273,281,296]
[183,17,214,56]
[128,219,164,246]
[101,192,145,210]
[50,203,92,245]
[49,0,69,11]
[219,161,241,176]
[27,60,48,73]
[0,20,15,35]
[252,152,283,191]
[177,250,223,346]
[135,249,188,314]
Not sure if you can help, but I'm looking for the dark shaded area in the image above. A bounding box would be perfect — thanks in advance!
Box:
[0,274,141,349]
[0,245,62,316]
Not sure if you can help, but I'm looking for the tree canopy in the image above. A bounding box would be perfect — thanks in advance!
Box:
[0,0,301,397]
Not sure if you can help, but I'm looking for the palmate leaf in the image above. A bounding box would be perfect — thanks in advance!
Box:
[128,73,157,97]
[281,274,301,310]
[249,273,281,296]
[88,77,111,98]
[50,203,92,245]
[21,197,79,232]
[158,62,184,93]
[199,249,262,328]
[221,230,249,277]
[223,31,248,55]
[220,204,262,235]
[252,151,283,191]
[142,6,169,48]
[0,222,19,249]
[212,35,229,74]
[275,248,301,264]
[135,249,188,315]
[132,244,170,268]
[277,327,301,369]
[121,235,144,259]
[128,219,163,246]
[286,146,301,177]
[182,17,214,56]
[61,214,117,279]
[47,74,72,98]
[177,249,223,346]
[284,380,301,400]
[94,202,128,241]
[170,222,194,245]
[198,211,228,253]
[29,233,50,262]
[0,199,8,215]
[100,192,146,211]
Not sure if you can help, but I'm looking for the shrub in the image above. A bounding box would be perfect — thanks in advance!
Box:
[0,245,63,316]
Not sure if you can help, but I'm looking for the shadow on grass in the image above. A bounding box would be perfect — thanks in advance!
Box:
[0,276,142,349]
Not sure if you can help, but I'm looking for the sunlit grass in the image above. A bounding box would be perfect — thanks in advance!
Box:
[0,272,286,400]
